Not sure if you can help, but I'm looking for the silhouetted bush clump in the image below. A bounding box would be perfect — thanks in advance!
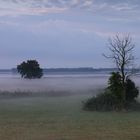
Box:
[125,79,139,102]
[84,72,139,111]
[84,91,121,111]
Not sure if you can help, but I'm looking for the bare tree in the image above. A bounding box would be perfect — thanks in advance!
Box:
[104,34,135,101]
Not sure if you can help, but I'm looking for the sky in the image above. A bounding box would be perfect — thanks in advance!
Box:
[0,0,140,69]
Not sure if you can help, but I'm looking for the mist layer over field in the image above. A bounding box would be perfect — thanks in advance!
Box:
[0,74,140,93]
[0,74,140,140]
[0,75,108,93]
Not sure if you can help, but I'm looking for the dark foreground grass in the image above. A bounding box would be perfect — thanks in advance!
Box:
[0,92,140,140]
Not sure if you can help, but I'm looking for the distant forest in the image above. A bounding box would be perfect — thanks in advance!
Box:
[0,67,139,74]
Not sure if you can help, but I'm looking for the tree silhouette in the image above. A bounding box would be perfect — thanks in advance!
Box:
[104,34,135,102]
[17,60,43,79]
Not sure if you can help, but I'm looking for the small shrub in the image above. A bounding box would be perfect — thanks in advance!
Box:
[125,79,139,102]
[84,91,121,111]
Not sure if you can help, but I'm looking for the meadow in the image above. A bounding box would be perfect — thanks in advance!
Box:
[0,75,140,140]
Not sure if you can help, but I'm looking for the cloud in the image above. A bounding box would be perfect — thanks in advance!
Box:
[0,0,67,16]
[0,0,139,17]
[0,0,139,39]
[3,7,67,16]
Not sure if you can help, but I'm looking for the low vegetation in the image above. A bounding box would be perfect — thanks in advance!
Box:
[84,72,140,111]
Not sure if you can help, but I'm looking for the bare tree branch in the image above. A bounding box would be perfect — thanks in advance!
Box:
[103,34,136,101]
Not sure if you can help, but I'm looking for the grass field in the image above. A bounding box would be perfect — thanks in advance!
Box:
[0,92,140,140]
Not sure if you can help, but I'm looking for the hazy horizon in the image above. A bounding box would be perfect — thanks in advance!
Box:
[0,67,134,70]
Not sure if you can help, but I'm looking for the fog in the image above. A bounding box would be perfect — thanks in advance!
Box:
[0,74,140,94]
[0,75,108,92]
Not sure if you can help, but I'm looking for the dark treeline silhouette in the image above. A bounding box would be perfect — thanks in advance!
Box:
[11,67,140,74]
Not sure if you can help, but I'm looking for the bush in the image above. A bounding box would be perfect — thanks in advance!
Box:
[107,72,123,100]
[84,72,140,111]
[84,91,121,111]
[125,79,139,102]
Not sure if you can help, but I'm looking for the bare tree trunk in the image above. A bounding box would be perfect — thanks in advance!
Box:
[121,63,126,103]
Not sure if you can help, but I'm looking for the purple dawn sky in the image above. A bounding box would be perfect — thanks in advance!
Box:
[0,0,140,68]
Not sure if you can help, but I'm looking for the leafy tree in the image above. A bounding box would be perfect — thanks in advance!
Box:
[17,60,43,79]
[108,72,139,102]
[107,72,123,100]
